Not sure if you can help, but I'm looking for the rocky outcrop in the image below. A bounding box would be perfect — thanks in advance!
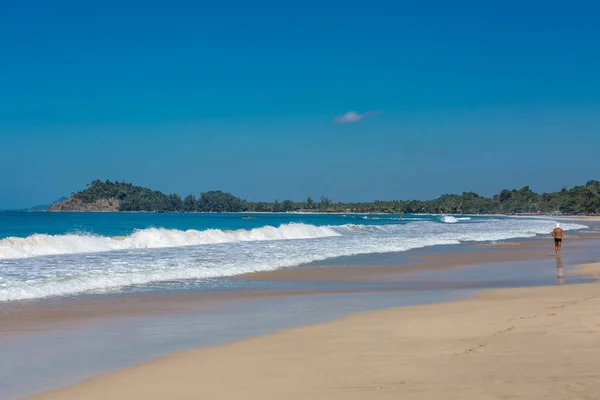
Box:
[48,197,120,212]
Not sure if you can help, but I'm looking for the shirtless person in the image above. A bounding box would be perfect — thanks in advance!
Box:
[552,223,564,255]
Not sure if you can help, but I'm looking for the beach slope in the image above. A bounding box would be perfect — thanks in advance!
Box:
[29,265,600,400]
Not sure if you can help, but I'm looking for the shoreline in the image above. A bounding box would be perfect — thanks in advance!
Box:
[8,232,598,400]
[27,260,600,400]
[4,233,599,336]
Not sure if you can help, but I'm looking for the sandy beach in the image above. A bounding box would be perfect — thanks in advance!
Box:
[26,257,600,400]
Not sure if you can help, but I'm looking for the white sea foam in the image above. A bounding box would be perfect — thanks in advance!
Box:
[438,215,471,223]
[0,218,588,301]
[0,223,340,259]
[0,235,460,301]
[440,215,459,223]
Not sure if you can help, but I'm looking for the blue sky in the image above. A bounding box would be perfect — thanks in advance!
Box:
[1,0,599,208]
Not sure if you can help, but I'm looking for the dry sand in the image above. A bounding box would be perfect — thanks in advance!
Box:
[29,262,600,400]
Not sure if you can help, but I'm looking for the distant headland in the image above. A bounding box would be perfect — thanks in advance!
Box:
[46,179,600,215]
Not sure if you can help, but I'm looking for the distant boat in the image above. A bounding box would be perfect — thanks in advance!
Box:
[242,215,256,219]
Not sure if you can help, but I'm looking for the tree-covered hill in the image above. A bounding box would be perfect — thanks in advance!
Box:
[48,179,600,215]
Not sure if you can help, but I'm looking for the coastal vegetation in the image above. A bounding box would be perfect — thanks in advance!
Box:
[49,179,600,215]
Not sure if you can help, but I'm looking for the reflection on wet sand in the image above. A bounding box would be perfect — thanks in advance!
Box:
[556,255,565,285]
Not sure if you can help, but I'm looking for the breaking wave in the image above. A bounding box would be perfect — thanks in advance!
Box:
[438,216,472,223]
[0,223,341,259]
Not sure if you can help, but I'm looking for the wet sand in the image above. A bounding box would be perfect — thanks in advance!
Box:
[569,215,600,221]
[575,262,600,278]
[4,235,596,336]
[244,234,598,282]
[28,261,600,400]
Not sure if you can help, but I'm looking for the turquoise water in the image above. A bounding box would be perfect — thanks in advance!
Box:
[0,212,587,302]
[0,211,450,238]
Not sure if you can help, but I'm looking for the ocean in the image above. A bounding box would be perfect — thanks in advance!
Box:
[0,212,587,302]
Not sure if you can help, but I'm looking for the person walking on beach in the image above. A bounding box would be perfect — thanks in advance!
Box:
[552,223,564,255]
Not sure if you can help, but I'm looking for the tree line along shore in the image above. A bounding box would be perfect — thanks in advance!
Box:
[45,179,600,215]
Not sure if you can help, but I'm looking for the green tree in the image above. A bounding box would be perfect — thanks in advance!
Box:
[306,196,314,209]
[59,179,600,215]
[281,200,294,212]
[272,200,281,212]
[319,196,331,210]
[183,194,197,212]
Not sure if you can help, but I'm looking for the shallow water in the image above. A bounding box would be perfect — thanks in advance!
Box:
[0,212,587,301]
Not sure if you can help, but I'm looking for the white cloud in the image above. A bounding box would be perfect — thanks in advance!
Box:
[333,111,380,124]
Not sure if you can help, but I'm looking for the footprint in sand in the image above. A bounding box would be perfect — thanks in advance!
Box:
[548,296,598,309]
[456,326,515,356]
